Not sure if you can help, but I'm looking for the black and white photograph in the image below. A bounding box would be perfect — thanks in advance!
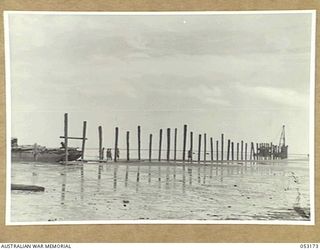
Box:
[4,11,315,225]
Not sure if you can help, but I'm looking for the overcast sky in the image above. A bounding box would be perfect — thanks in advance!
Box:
[7,12,313,155]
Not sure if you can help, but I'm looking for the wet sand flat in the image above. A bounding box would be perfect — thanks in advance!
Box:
[10,160,310,223]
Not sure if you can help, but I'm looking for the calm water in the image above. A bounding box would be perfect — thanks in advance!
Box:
[10,160,311,223]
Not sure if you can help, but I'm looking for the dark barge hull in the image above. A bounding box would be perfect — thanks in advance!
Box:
[12,148,82,163]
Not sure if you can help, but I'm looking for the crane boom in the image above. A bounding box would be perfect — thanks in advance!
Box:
[279,125,286,148]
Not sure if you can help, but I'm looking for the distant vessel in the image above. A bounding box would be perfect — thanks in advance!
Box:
[255,125,288,160]
[11,138,82,163]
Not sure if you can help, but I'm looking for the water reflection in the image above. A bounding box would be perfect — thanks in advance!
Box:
[125,165,129,187]
[173,165,176,189]
[158,166,161,189]
[58,163,285,206]
[182,165,186,193]
[113,165,118,191]
[165,166,170,189]
[80,165,84,201]
[188,167,192,186]
[98,165,102,180]
[220,166,224,182]
[96,164,103,192]
[60,168,67,205]
[148,165,151,184]
[136,166,140,192]
[209,165,213,179]
[203,166,207,184]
